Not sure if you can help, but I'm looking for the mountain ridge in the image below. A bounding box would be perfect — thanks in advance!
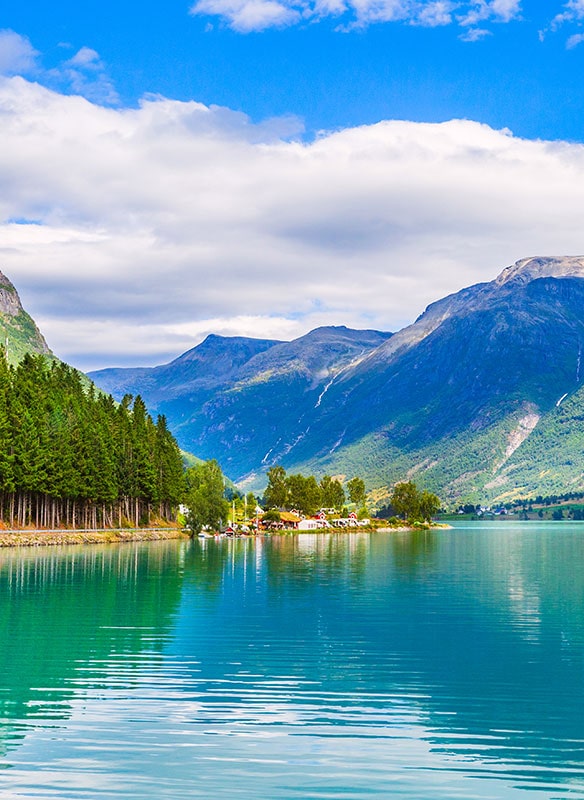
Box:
[87,255,584,503]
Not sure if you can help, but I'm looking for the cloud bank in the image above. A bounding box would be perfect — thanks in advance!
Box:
[1,76,584,370]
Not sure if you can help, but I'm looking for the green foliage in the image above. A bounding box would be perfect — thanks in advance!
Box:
[319,475,345,510]
[391,481,440,522]
[184,459,229,535]
[263,465,289,509]
[261,464,370,517]
[0,352,185,528]
[418,489,441,521]
[287,473,321,515]
[347,476,366,506]
[391,481,420,520]
[0,309,51,366]
[261,509,281,524]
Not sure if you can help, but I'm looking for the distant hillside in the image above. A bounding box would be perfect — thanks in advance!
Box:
[0,271,52,363]
[89,326,392,481]
[89,256,584,505]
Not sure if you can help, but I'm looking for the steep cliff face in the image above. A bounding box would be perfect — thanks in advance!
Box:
[0,272,24,317]
[0,270,51,363]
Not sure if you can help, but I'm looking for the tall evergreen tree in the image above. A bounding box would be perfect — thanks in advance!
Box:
[0,353,185,529]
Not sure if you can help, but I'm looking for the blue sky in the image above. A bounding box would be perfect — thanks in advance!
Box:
[2,1,584,369]
[4,0,584,140]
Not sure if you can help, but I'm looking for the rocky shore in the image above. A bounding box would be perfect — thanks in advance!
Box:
[0,528,189,548]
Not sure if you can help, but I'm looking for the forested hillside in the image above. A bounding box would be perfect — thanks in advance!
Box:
[0,352,184,529]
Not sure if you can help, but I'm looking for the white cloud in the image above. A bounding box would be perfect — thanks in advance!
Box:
[192,0,302,31]
[567,31,584,46]
[190,0,524,31]
[551,0,584,29]
[48,46,119,105]
[67,46,102,68]
[2,77,584,370]
[544,0,584,45]
[0,32,118,105]
[415,2,456,26]
[459,25,491,39]
[0,30,38,75]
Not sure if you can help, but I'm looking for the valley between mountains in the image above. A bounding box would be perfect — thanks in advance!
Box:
[86,256,584,505]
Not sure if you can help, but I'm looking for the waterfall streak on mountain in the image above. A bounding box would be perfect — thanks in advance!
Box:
[314,349,369,409]
[315,376,336,408]
[279,427,311,459]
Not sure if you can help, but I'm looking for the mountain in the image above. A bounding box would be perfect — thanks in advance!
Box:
[287,257,584,503]
[89,326,392,480]
[0,270,52,363]
[89,256,584,504]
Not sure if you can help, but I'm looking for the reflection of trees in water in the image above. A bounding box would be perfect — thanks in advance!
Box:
[179,530,584,788]
[0,542,184,756]
[387,529,437,575]
[182,534,372,599]
[182,537,233,594]
[264,533,369,588]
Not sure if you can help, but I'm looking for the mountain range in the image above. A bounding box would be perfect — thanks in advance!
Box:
[4,257,584,504]
[88,256,584,504]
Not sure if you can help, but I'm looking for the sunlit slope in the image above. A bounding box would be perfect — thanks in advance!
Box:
[0,270,52,363]
[291,261,584,501]
[90,257,584,503]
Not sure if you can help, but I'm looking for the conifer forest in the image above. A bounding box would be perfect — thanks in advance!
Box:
[0,353,185,529]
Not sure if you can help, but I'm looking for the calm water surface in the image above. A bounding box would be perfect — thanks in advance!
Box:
[0,522,583,798]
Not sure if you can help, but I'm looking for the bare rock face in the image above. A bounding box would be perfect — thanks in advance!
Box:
[0,271,23,317]
[495,256,584,286]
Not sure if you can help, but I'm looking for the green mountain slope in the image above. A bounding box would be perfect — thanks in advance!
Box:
[0,271,52,363]
[289,259,584,502]
[89,256,584,504]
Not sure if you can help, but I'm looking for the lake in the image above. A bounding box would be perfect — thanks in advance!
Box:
[0,522,583,799]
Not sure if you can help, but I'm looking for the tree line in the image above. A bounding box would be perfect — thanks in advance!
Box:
[0,352,185,529]
[183,460,442,534]
[263,466,367,515]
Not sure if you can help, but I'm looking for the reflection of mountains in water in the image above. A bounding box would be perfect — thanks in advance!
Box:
[0,542,184,757]
[181,531,584,789]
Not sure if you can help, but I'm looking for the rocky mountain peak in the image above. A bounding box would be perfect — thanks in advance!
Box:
[495,256,584,286]
[0,270,23,318]
[0,268,51,361]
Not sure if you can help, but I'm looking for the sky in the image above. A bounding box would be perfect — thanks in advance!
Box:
[1,1,584,370]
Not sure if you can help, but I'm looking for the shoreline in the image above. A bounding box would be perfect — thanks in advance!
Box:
[0,528,189,548]
[0,523,451,549]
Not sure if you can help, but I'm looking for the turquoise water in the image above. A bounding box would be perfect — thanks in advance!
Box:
[0,523,583,798]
